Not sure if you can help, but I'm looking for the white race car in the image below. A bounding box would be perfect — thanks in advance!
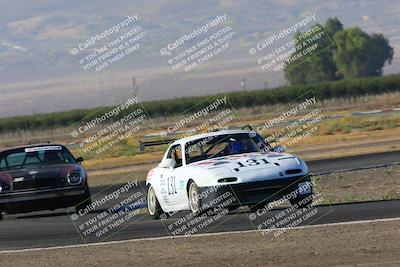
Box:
[145,129,313,219]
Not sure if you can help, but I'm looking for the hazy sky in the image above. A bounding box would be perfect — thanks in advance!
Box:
[0,0,399,117]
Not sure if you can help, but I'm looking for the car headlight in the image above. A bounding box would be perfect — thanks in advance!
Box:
[217,177,238,183]
[0,183,10,192]
[67,173,83,185]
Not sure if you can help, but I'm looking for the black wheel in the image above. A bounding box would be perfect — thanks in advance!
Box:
[0,212,3,221]
[290,195,313,208]
[188,181,202,215]
[249,203,265,213]
[75,187,92,213]
[147,185,165,219]
[227,205,241,212]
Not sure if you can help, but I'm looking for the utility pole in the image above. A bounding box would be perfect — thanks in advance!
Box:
[263,80,268,90]
[241,76,247,91]
[132,77,139,97]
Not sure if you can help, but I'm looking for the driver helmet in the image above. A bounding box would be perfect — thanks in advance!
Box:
[229,140,247,153]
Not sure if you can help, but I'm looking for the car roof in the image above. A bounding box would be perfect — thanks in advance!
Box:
[171,129,252,146]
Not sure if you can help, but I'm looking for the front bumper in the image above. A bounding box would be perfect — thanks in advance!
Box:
[198,175,312,208]
[0,186,88,213]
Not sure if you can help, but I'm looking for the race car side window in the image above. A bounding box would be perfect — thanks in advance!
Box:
[167,145,183,168]
[6,152,26,168]
[0,158,6,170]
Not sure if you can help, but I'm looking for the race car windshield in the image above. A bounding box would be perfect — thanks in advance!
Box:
[185,133,264,164]
[0,146,76,171]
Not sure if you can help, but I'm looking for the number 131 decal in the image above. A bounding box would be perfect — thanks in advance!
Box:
[167,176,177,195]
[236,158,270,168]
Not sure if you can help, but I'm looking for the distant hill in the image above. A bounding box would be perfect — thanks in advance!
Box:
[0,0,399,117]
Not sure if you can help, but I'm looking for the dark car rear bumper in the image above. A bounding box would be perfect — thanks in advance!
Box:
[198,175,313,208]
[0,186,88,213]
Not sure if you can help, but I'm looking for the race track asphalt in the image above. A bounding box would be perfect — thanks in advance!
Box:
[0,151,399,251]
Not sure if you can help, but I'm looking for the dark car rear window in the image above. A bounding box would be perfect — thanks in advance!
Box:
[0,145,76,171]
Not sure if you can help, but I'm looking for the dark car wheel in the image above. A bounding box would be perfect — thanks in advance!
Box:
[249,202,266,213]
[75,186,92,213]
[227,205,241,212]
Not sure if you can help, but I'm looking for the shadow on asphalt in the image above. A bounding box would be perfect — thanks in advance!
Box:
[15,209,109,220]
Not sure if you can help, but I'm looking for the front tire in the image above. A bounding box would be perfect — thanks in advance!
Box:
[75,186,92,213]
[147,185,164,219]
[188,181,202,215]
[227,205,241,212]
[249,202,265,213]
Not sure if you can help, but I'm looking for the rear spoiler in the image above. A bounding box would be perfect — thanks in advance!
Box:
[139,139,176,152]
[138,125,255,152]
[228,124,253,131]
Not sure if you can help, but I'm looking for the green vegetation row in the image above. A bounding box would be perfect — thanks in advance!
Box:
[1,73,400,133]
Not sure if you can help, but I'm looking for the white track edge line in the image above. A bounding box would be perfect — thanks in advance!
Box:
[1,216,400,254]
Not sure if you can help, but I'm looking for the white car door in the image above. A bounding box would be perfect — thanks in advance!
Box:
[161,144,188,210]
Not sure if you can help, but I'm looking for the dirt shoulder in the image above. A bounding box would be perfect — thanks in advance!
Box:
[1,219,400,267]
[316,165,400,204]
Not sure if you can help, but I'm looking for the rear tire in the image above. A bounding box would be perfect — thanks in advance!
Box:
[249,203,265,213]
[227,205,241,212]
[147,185,165,219]
[0,212,3,221]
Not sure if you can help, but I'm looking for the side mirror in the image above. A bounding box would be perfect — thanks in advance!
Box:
[159,158,176,169]
[76,157,85,163]
[273,145,285,153]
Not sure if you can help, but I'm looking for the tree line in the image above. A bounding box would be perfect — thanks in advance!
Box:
[284,17,394,85]
[1,73,399,134]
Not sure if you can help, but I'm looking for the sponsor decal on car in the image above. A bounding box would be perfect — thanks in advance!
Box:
[25,146,63,152]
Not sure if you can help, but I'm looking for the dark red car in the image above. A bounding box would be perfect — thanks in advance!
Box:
[0,144,91,220]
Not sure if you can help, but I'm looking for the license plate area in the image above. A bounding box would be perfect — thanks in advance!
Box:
[298,182,312,195]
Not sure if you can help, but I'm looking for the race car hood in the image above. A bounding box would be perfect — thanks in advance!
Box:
[189,152,308,183]
[0,164,82,186]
